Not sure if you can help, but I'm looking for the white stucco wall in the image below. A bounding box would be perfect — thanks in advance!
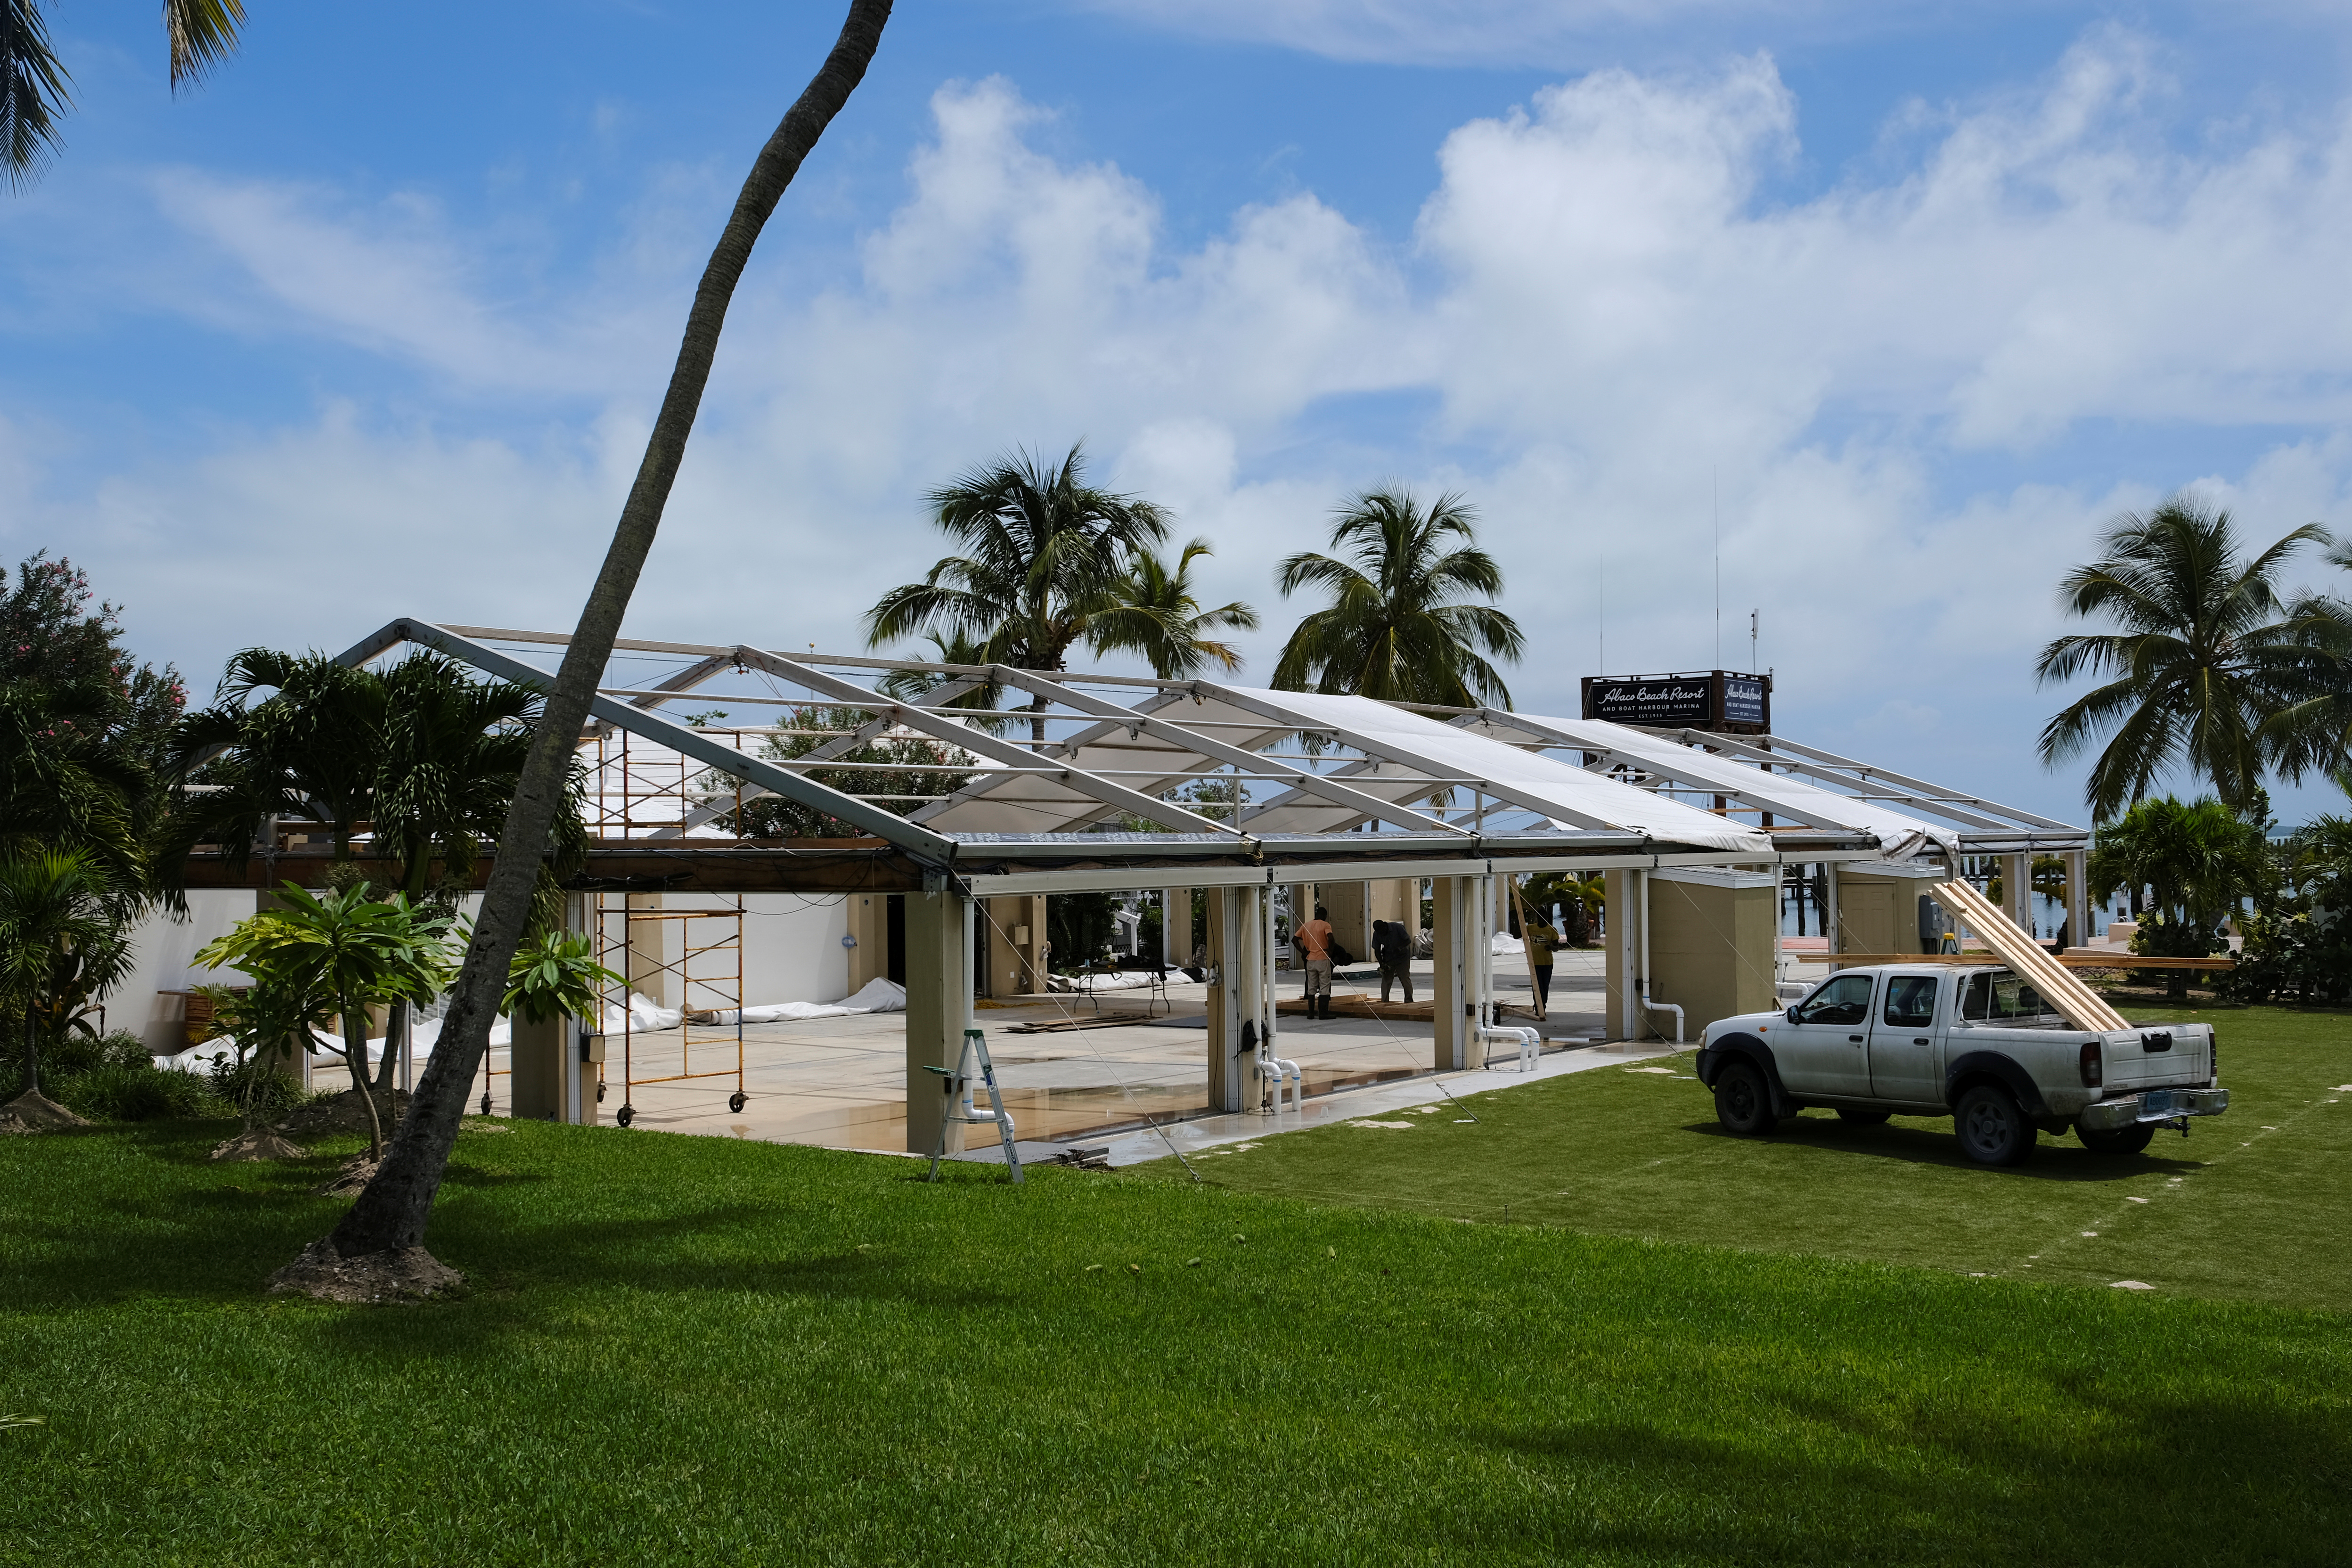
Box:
[111,890,261,1053]
[634,892,850,1009]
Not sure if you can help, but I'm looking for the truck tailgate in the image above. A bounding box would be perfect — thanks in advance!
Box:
[2102,1026,2211,1091]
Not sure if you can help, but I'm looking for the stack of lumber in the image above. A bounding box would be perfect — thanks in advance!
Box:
[1927,877,2128,1032]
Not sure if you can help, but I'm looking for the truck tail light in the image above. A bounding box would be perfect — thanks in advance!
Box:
[2079,1040,2103,1088]
[2209,1030,2219,1088]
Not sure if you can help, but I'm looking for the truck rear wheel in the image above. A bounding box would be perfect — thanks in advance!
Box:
[1714,1061,1777,1136]
[1955,1085,2035,1167]
[2077,1121,2155,1155]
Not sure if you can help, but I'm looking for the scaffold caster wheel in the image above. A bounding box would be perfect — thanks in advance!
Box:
[729,1092,748,1112]
[480,1093,493,1116]
[596,1081,606,1102]
[616,1104,636,1128]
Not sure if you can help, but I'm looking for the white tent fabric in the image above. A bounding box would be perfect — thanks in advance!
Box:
[1490,713,1962,860]
[155,1011,513,1074]
[1236,690,1772,852]
[689,978,908,1025]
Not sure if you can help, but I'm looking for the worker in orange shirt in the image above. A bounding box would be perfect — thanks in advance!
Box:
[1297,904,1335,1020]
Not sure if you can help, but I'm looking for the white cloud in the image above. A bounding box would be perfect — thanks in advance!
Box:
[20,35,2352,822]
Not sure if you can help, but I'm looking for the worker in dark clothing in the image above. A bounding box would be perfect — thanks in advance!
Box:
[1372,918,1414,1004]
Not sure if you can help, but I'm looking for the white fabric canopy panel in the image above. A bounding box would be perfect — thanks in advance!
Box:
[1201,688,1772,853]
[1478,711,1962,859]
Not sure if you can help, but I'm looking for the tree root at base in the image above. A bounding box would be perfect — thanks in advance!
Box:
[210,1127,309,1162]
[267,1239,464,1304]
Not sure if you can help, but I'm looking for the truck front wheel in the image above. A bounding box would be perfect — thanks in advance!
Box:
[1714,1061,1778,1136]
[2077,1120,2156,1155]
[1954,1085,2035,1167]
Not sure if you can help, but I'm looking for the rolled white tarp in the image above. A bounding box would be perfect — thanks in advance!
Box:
[687,978,908,1026]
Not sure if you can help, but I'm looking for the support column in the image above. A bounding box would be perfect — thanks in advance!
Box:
[1824,864,1842,954]
[1433,875,1475,1070]
[2006,852,2032,940]
[2065,850,2089,950]
[903,888,973,1156]
[1205,885,1264,1112]
[1604,867,1648,1043]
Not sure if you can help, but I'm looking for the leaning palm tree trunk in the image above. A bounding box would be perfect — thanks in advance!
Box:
[316,0,892,1267]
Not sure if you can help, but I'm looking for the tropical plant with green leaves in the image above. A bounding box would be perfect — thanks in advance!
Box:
[2088,795,2269,998]
[865,444,1173,742]
[1087,539,1259,679]
[504,931,624,1025]
[0,846,130,1118]
[2216,817,2352,1005]
[1272,489,1524,707]
[2037,496,2332,820]
[197,884,461,1157]
[0,553,182,903]
[3,0,246,190]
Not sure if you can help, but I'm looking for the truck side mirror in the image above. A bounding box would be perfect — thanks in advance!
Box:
[1785,1006,1802,1025]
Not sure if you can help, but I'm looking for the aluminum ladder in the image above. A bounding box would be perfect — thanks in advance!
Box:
[924,1027,1024,1184]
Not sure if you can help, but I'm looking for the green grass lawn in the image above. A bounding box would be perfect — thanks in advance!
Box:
[1167,1003,2352,1312]
[1,1008,2348,1565]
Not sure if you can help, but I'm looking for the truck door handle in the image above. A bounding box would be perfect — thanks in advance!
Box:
[1847,1034,1863,1043]
[1913,1037,1930,1045]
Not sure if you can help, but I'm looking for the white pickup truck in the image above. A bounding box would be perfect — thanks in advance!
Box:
[1693,964,2229,1166]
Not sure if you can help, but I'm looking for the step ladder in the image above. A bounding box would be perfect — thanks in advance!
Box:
[925,1028,1024,1184]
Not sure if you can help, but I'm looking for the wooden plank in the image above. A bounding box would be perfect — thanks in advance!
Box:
[1820,953,2236,971]
[1928,878,2127,1032]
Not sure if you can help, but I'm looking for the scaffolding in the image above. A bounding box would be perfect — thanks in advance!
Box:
[591,891,748,1128]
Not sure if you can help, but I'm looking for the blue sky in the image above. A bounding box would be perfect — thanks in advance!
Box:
[9,1,2352,827]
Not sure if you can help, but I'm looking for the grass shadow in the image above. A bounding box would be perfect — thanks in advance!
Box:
[1675,1117,2205,1181]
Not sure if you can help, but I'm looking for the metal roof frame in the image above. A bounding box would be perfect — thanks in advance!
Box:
[302,618,2082,895]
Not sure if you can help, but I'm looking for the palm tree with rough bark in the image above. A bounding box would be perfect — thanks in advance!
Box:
[4,0,246,190]
[2037,496,2331,821]
[294,1,893,1294]
[864,444,1172,743]
[1090,539,1259,679]
[1273,488,1525,707]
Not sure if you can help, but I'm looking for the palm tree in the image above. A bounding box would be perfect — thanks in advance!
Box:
[163,650,385,883]
[2036,496,2330,820]
[314,3,890,1279]
[0,846,129,1124]
[2254,537,2352,792]
[875,630,1010,734]
[4,0,247,190]
[1272,488,1525,707]
[865,444,1171,742]
[1089,539,1259,679]
[2087,795,2268,998]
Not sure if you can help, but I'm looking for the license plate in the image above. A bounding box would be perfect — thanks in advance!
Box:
[2143,1089,2176,1115]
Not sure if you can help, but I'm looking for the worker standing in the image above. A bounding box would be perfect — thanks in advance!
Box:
[1371,918,1413,1004]
[1523,910,1560,1009]
[1297,904,1335,1020]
